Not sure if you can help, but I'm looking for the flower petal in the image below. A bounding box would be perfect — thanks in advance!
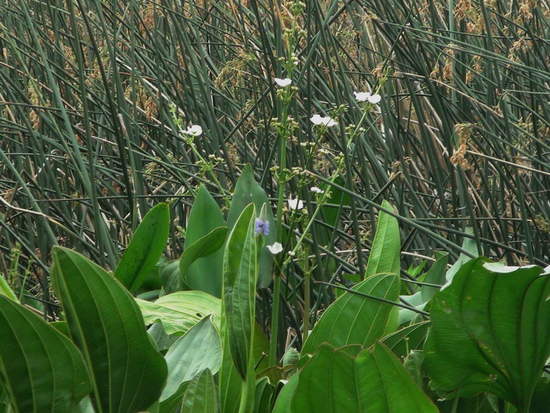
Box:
[274,78,292,88]
[267,242,283,255]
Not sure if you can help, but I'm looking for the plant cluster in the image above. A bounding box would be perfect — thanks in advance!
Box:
[1,179,549,412]
[0,0,548,412]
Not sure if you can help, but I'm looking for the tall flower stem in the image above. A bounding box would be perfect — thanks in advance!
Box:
[269,102,290,367]
[283,106,374,269]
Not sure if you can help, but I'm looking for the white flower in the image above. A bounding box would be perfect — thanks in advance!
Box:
[353,91,371,102]
[310,114,337,127]
[354,91,382,104]
[267,242,283,255]
[287,196,304,210]
[183,124,203,136]
[310,186,324,194]
[274,78,292,88]
[368,93,382,104]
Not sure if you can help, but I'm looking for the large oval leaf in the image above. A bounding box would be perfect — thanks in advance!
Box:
[136,290,221,335]
[302,273,400,354]
[115,202,170,293]
[292,343,437,413]
[0,296,91,413]
[179,369,219,413]
[52,247,167,413]
[160,316,222,405]
[424,258,550,411]
[185,185,226,296]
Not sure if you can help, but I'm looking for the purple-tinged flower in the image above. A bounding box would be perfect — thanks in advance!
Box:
[255,218,270,236]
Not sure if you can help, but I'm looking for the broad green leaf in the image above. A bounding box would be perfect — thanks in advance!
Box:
[425,258,550,411]
[272,373,299,413]
[418,252,448,302]
[159,259,185,294]
[365,200,400,277]
[185,185,226,296]
[0,274,18,302]
[445,227,478,283]
[381,321,430,359]
[218,323,273,413]
[531,378,550,413]
[227,165,275,288]
[179,369,219,413]
[52,247,167,413]
[219,204,258,413]
[222,203,257,378]
[254,377,274,413]
[226,166,271,229]
[50,320,70,337]
[399,252,448,324]
[0,295,91,413]
[292,343,437,413]
[302,273,400,354]
[180,226,228,281]
[160,317,222,405]
[147,321,178,352]
[219,331,242,413]
[115,203,170,293]
[136,290,221,335]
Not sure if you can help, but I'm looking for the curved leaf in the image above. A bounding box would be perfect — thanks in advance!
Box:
[365,200,400,277]
[381,321,430,359]
[292,343,437,413]
[136,290,221,335]
[179,369,218,413]
[115,203,170,293]
[399,252,447,324]
[254,377,274,413]
[222,203,257,378]
[227,165,275,288]
[425,258,550,411]
[52,247,167,413]
[185,185,226,296]
[0,295,90,413]
[0,274,18,302]
[180,226,228,281]
[272,373,299,413]
[160,316,222,405]
[302,273,400,354]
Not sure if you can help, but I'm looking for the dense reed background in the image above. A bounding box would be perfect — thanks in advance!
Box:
[0,0,548,322]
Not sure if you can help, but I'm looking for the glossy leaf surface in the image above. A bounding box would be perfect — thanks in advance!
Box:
[292,343,437,413]
[136,290,221,335]
[184,185,226,296]
[160,316,222,405]
[302,273,399,354]
[115,203,170,293]
[222,203,257,378]
[180,226,228,283]
[52,247,167,413]
[365,200,400,277]
[179,369,219,413]
[0,296,90,413]
[425,258,550,411]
